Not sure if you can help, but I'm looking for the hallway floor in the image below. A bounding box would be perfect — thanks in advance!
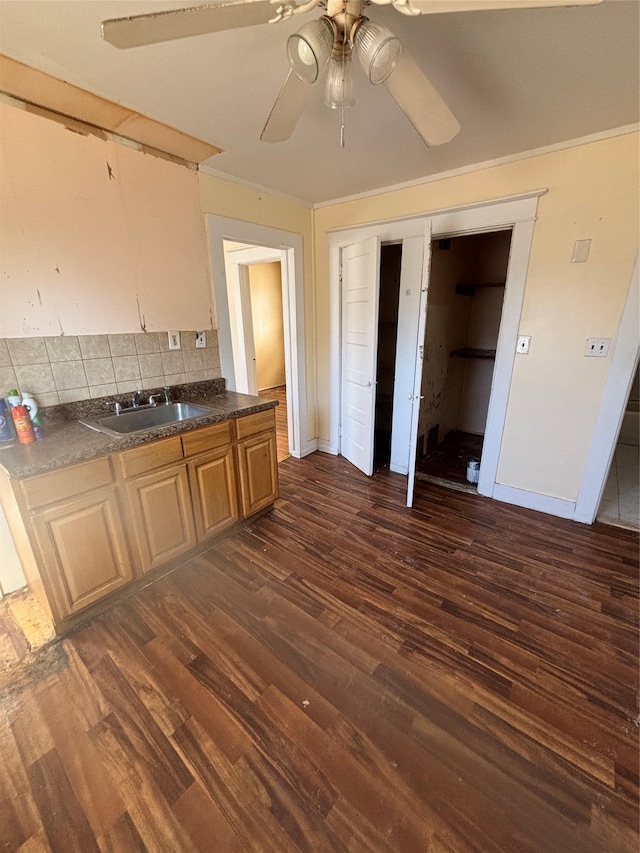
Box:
[259,385,289,462]
[598,442,640,530]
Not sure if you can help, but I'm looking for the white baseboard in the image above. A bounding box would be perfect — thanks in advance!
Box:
[298,439,318,458]
[492,483,576,520]
[317,440,339,456]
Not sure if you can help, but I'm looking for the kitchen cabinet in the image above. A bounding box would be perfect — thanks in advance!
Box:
[0,405,277,633]
[30,487,132,618]
[125,464,196,573]
[188,446,239,540]
[2,456,133,627]
[118,436,196,573]
[236,410,279,518]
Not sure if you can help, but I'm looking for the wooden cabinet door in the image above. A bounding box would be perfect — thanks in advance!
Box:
[236,431,279,518]
[31,487,133,620]
[126,464,196,573]
[188,446,239,541]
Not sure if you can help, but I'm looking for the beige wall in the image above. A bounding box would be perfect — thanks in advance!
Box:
[0,103,212,337]
[248,262,286,391]
[314,132,639,501]
[198,171,315,430]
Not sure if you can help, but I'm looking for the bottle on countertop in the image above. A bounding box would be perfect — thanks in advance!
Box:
[7,389,21,409]
[21,392,44,439]
[11,405,35,444]
[0,399,15,441]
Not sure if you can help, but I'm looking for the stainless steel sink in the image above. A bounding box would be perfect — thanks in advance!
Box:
[79,402,214,437]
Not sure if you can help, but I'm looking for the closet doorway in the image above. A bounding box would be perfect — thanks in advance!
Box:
[415,230,512,491]
[374,243,402,468]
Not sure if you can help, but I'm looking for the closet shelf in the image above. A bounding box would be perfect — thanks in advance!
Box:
[456,282,505,296]
[450,347,496,360]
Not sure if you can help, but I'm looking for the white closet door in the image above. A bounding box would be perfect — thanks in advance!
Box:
[406,220,433,507]
[340,237,381,477]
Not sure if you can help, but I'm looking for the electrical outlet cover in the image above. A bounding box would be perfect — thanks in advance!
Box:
[195,331,206,349]
[168,331,181,350]
[584,338,610,357]
[517,335,531,354]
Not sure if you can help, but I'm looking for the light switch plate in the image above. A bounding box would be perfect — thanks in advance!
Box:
[168,331,181,350]
[195,331,206,349]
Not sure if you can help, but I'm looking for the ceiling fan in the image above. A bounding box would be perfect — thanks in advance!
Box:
[101,0,603,148]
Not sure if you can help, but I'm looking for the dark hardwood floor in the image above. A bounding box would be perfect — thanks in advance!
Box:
[1,453,638,852]
[259,386,289,462]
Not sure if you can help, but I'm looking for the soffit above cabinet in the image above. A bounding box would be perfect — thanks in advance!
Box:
[0,54,221,166]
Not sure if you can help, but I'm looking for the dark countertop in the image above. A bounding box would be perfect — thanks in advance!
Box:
[0,385,277,480]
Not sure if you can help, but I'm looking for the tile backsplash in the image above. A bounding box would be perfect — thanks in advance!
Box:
[0,331,221,406]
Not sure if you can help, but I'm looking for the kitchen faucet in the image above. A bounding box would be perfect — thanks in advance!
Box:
[148,387,170,406]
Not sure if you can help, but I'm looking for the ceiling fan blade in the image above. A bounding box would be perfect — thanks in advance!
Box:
[373,0,603,14]
[261,71,314,143]
[384,51,460,147]
[102,1,274,49]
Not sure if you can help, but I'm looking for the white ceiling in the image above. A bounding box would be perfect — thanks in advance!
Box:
[0,0,637,204]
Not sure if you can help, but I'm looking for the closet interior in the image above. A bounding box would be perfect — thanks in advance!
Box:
[415,230,512,489]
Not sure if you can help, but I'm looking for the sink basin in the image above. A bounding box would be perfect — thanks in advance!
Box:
[79,402,214,437]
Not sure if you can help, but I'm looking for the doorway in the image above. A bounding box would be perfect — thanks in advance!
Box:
[329,191,542,507]
[207,215,309,461]
[597,363,639,529]
[415,230,512,491]
[223,243,290,461]
[374,243,402,467]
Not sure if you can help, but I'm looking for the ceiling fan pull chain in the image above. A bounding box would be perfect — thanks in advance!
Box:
[340,49,347,148]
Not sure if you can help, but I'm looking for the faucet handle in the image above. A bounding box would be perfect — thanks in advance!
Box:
[106,400,122,415]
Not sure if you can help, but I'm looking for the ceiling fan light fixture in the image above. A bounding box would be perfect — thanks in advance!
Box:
[354,18,402,85]
[287,17,335,84]
[324,52,356,110]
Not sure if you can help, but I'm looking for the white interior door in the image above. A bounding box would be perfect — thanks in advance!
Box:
[390,236,427,475]
[341,237,381,476]
[406,221,433,507]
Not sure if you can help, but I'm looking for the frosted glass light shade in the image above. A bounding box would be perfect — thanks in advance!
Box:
[354,19,401,85]
[324,54,355,109]
[287,17,334,84]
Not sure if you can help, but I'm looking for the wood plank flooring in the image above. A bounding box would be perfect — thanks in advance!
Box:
[1,452,638,852]
[259,386,289,462]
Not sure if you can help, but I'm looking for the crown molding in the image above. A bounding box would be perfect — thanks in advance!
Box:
[314,124,639,209]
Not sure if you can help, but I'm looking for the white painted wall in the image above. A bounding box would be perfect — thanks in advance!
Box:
[0,103,212,337]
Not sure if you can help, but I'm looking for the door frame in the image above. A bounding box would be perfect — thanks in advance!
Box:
[574,256,639,523]
[326,190,546,496]
[206,215,308,458]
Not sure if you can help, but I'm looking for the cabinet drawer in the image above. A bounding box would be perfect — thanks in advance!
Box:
[235,408,275,440]
[118,436,184,479]
[182,420,233,457]
[21,457,114,510]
